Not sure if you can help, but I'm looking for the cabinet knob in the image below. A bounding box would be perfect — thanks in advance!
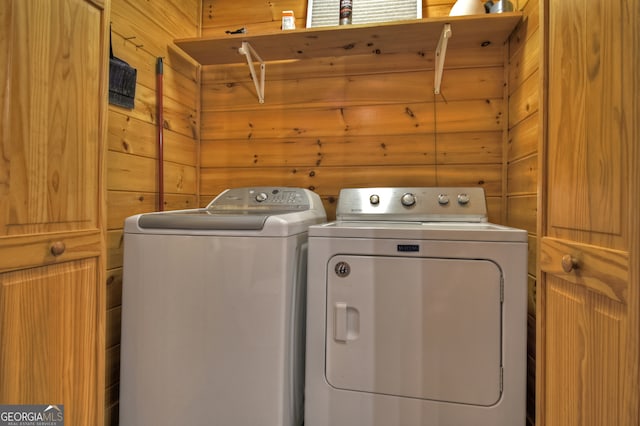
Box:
[561,254,578,273]
[50,241,66,257]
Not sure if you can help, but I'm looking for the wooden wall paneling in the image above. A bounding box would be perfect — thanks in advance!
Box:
[201,164,502,196]
[527,275,537,319]
[201,165,433,196]
[107,192,197,230]
[202,45,504,85]
[508,27,540,89]
[202,134,435,168]
[104,301,121,426]
[201,135,435,168]
[434,99,504,132]
[431,131,503,164]
[106,269,123,310]
[528,235,537,276]
[436,164,502,194]
[202,99,502,140]
[111,0,200,59]
[508,69,539,129]
[107,151,197,195]
[526,352,536,425]
[104,388,119,426]
[507,153,537,195]
[201,132,501,168]
[105,306,122,354]
[507,111,538,162]
[485,196,503,225]
[106,230,124,271]
[109,110,197,167]
[202,0,305,31]
[116,83,198,140]
[110,32,198,104]
[202,103,434,138]
[508,0,539,78]
[107,152,157,193]
[104,379,119,426]
[506,194,537,234]
[124,0,200,37]
[201,67,505,110]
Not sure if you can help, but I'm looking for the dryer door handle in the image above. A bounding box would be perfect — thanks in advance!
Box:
[334,302,359,342]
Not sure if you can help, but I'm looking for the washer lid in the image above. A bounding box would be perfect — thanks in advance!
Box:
[137,210,278,230]
[133,187,324,232]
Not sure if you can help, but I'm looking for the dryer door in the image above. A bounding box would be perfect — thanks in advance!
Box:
[326,255,503,406]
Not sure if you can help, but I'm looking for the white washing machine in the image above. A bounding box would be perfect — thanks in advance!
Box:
[305,187,527,426]
[119,187,326,426]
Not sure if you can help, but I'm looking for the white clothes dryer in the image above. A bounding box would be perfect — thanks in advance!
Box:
[119,187,326,426]
[305,187,527,426]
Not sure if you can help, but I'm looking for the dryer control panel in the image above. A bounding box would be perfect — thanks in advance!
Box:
[336,187,488,222]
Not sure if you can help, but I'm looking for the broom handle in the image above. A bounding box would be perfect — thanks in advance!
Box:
[157,57,164,211]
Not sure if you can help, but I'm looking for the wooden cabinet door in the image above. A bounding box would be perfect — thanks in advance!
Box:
[0,1,109,425]
[0,259,102,423]
[0,0,103,238]
[539,0,638,424]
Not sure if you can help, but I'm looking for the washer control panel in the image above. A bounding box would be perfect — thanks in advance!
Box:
[207,187,312,211]
[336,187,488,222]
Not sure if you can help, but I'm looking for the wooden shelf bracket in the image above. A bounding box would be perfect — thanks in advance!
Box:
[239,41,266,103]
[434,23,452,95]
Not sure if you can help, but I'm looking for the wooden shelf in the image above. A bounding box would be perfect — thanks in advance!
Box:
[174,12,522,66]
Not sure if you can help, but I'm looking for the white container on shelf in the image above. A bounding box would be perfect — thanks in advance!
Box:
[449,0,486,16]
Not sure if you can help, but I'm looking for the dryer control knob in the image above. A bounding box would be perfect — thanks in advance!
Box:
[255,192,268,202]
[369,194,380,205]
[437,194,450,205]
[457,193,470,205]
[401,193,416,207]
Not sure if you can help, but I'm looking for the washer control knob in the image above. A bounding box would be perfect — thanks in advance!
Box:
[255,192,268,202]
[437,194,450,205]
[457,193,470,205]
[401,193,416,207]
[369,194,380,205]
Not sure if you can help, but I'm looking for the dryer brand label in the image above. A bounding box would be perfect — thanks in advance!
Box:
[397,244,420,252]
[334,261,351,277]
